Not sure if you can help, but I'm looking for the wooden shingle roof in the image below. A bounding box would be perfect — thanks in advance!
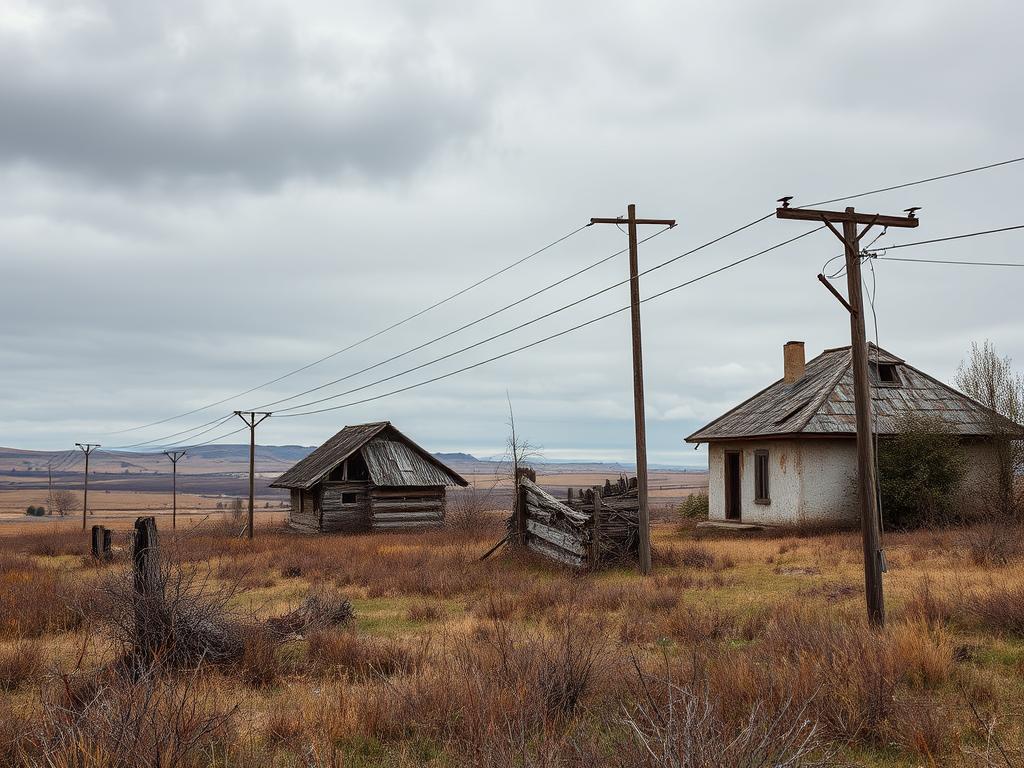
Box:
[270,422,468,490]
[686,345,1024,443]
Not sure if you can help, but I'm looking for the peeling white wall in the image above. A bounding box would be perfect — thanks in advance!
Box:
[707,438,857,525]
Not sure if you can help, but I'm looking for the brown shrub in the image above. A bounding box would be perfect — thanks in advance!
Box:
[307,630,421,679]
[30,664,237,768]
[0,640,44,690]
[959,580,1024,635]
[679,544,716,569]
[406,602,442,622]
[0,563,84,638]
[661,604,736,645]
[890,621,954,688]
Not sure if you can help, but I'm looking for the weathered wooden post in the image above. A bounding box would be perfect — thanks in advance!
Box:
[91,524,112,560]
[514,467,531,546]
[590,486,603,568]
[133,516,162,599]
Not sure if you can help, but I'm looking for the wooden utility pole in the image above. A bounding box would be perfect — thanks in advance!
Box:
[163,449,187,529]
[233,411,271,540]
[47,461,53,517]
[590,205,676,576]
[776,202,920,627]
[75,443,100,530]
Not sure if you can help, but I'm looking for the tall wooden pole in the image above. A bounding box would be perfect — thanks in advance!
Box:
[842,209,885,627]
[75,443,100,530]
[590,205,676,575]
[47,462,52,517]
[776,202,920,627]
[234,412,271,540]
[163,450,186,530]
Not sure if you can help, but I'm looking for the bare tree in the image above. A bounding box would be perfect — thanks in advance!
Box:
[955,341,1024,518]
[49,489,80,518]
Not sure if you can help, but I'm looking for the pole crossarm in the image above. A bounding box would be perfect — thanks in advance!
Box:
[590,217,677,227]
[776,207,919,229]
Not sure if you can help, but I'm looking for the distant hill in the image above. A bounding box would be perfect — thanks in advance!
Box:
[432,452,480,464]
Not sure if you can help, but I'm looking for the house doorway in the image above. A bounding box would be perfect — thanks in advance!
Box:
[724,451,741,521]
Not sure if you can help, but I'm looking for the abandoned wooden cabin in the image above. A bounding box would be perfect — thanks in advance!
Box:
[270,422,468,533]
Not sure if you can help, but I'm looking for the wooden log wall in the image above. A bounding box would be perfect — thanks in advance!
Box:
[513,476,640,569]
[289,489,319,534]
[371,486,445,531]
[321,481,371,533]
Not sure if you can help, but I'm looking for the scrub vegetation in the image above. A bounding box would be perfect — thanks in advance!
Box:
[1,518,1024,767]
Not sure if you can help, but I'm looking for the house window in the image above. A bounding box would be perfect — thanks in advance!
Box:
[754,450,770,504]
[341,492,358,504]
[870,362,901,386]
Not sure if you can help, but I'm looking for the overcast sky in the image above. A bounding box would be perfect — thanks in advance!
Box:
[2,0,1023,465]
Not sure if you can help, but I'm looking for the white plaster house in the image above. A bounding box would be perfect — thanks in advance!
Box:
[685,342,1018,527]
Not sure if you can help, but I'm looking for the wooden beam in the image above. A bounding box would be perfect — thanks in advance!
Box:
[776,207,919,228]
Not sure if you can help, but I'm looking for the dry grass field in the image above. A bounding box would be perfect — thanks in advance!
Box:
[1,512,1023,767]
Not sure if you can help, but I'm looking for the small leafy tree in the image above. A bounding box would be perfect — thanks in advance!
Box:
[878,412,966,528]
[677,493,709,520]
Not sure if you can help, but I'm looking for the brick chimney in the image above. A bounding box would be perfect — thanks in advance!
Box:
[783,341,805,383]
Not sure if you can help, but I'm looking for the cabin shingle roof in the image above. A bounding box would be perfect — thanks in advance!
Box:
[686,345,1024,443]
[270,422,468,490]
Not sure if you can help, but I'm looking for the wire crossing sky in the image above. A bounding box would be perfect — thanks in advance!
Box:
[3,0,1024,464]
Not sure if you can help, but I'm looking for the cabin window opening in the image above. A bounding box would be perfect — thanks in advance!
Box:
[754,450,770,504]
[870,362,901,386]
[341,492,358,504]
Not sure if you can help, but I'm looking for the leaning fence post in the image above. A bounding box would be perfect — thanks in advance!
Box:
[590,486,603,568]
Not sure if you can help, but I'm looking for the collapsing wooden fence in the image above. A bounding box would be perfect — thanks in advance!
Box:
[511,472,639,568]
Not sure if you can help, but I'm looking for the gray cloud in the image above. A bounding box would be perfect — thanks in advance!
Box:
[0,1,485,188]
[2,0,1024,464]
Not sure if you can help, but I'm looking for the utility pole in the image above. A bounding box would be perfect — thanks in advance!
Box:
[233,411,271,540]
[47,461,53,517]
[776,200,920,627]
[75,443,100,530]
[163,449,187,529]
[590,204,676,575]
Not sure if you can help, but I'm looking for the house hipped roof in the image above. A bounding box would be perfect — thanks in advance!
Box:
[270,422,468,490]
[686,345,1024,443]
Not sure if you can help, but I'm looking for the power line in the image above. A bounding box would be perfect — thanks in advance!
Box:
[248,225,676,411]
[97,222,594,437]
[805,155,1024,208]
[271,213,774,414]
[275,226,824,418]
[83,154,1024,441]
[874,255,1024,267]
[105,413,237,451]
[864,223,1024,255]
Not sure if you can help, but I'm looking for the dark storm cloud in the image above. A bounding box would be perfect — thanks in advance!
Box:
[0,1,484,187]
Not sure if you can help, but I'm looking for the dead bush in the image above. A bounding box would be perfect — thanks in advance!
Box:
[98,556,245,670]
[0,563,84,639]
[406,602,442,622]
[959,579,1024,636]
[678,544,716,570]
[308,630,422,679]
[959,520,1024,566]
[0,640,44,690]
[30,662,237,768]
[621,670,831,768]
[269,587,354,637]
